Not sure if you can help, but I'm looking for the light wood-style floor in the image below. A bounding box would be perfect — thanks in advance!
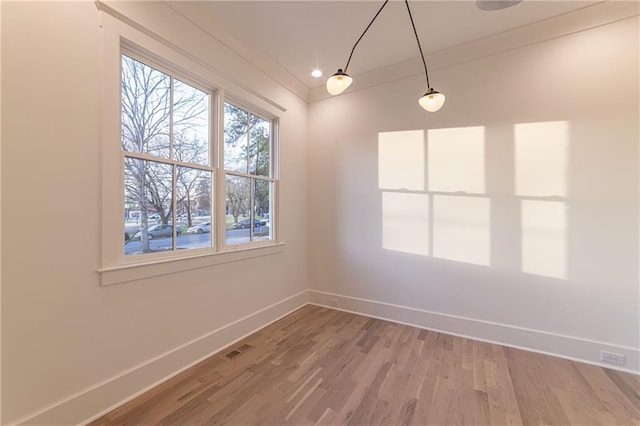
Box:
[90,305,639,425]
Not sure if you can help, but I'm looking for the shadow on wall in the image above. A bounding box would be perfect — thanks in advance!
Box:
[379,122,569,280]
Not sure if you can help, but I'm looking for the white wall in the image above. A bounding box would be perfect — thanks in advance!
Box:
[308,16,640,372]
[1,2,308,424]
[1,2,638,424]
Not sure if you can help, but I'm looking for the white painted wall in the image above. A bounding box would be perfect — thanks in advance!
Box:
[1,1,638,424]
[1,2,307,424]
[308,16,640,372]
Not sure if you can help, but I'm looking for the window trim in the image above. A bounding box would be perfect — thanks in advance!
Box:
[98,15,282,285]
[99,243,286,287]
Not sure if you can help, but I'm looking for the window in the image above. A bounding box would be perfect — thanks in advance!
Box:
[122,53,213,256]
[224,102,274,245]
[120,52,277,260]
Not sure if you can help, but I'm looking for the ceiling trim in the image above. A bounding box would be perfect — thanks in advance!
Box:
[164,1,311,103]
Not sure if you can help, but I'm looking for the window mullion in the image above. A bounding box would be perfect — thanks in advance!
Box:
[215,91,227,251]
[169,76,177,251]
[169,76,174,162]
[223,170,274,182]
[246,113,251,175]
[123,152,214,172]
[216,92,225,251]
[249,177,254,242]
[172,164,178,251]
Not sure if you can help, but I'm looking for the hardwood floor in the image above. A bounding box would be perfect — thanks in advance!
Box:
[90,305,640,425]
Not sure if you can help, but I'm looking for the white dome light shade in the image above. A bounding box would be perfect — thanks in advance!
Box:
[418,89,445,112]
[476,0,523,11]
[326,69,353,95]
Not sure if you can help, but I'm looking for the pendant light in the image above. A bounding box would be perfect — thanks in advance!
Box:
[404,0,445,112]
[418,88,446,112]
[326,69,353,95]
[476,0,523,11]
[326,0,390,96]
[326,0,445,113]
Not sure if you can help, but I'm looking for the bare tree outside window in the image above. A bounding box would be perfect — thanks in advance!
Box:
[121,54,212,255]
[224,102,273,245]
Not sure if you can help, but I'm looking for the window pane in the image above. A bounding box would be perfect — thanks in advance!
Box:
[176,167,212,250]
[121,55,170,158]
[224,103,248,173]
[249,115,270,176]
[124,158,173,255]
[253,179,272,241]
[173,79,210,166]
[226,174,251,245]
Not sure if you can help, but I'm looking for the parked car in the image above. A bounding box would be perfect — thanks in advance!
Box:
[130,224,174,240]
[232,218,264,229]
[187,222,211,234]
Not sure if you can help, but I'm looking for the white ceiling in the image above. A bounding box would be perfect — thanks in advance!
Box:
[198,1,599,89]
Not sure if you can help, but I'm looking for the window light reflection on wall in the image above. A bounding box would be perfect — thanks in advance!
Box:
[516,121,569,280]
[515,121,569,197]
[382,192,430,256]
[433,195,491,266]
[378,130,425,191]
[428,126,485,194]
[521,200,567,279]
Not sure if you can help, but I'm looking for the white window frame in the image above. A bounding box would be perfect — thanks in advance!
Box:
[220,98,278,251]
[97,11,282,286]
[121,49,217,257]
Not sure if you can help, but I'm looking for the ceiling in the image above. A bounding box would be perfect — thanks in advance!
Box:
[198,0,599,89]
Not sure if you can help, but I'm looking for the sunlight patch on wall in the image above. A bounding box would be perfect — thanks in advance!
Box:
[428,126,485,193]
[515,121,569,197]
[378,130,424,191]
[382,192,429,256]
[433,195,490,265]
[521,200,567,279]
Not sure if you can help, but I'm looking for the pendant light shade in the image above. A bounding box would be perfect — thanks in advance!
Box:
[418,88,445,112]
[326,69,353,95]
[327,0,446,112]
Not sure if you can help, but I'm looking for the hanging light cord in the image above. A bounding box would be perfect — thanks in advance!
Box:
[344,0,390,73]
[404,0,431,89]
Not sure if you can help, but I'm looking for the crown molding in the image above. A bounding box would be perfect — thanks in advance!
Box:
[95,0,310,106]
[163,1,311,103]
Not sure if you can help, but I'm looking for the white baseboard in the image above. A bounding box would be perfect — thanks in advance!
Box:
[11,287,637,425]
[10,290,308,426]
[308,289,640,375]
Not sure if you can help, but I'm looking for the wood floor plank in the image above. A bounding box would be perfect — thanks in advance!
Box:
[574,362,640,424]
[89,306,640,426]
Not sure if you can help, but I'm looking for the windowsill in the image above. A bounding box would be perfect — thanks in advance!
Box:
[98,242,285,286]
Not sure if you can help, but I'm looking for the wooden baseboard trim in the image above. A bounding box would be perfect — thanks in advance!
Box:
[308,289,640,375]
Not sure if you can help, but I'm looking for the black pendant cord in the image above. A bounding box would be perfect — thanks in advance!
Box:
[344,0,390,73]
[404,0,431,90]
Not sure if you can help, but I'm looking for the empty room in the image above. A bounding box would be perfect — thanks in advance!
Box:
[1,0,639,424]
